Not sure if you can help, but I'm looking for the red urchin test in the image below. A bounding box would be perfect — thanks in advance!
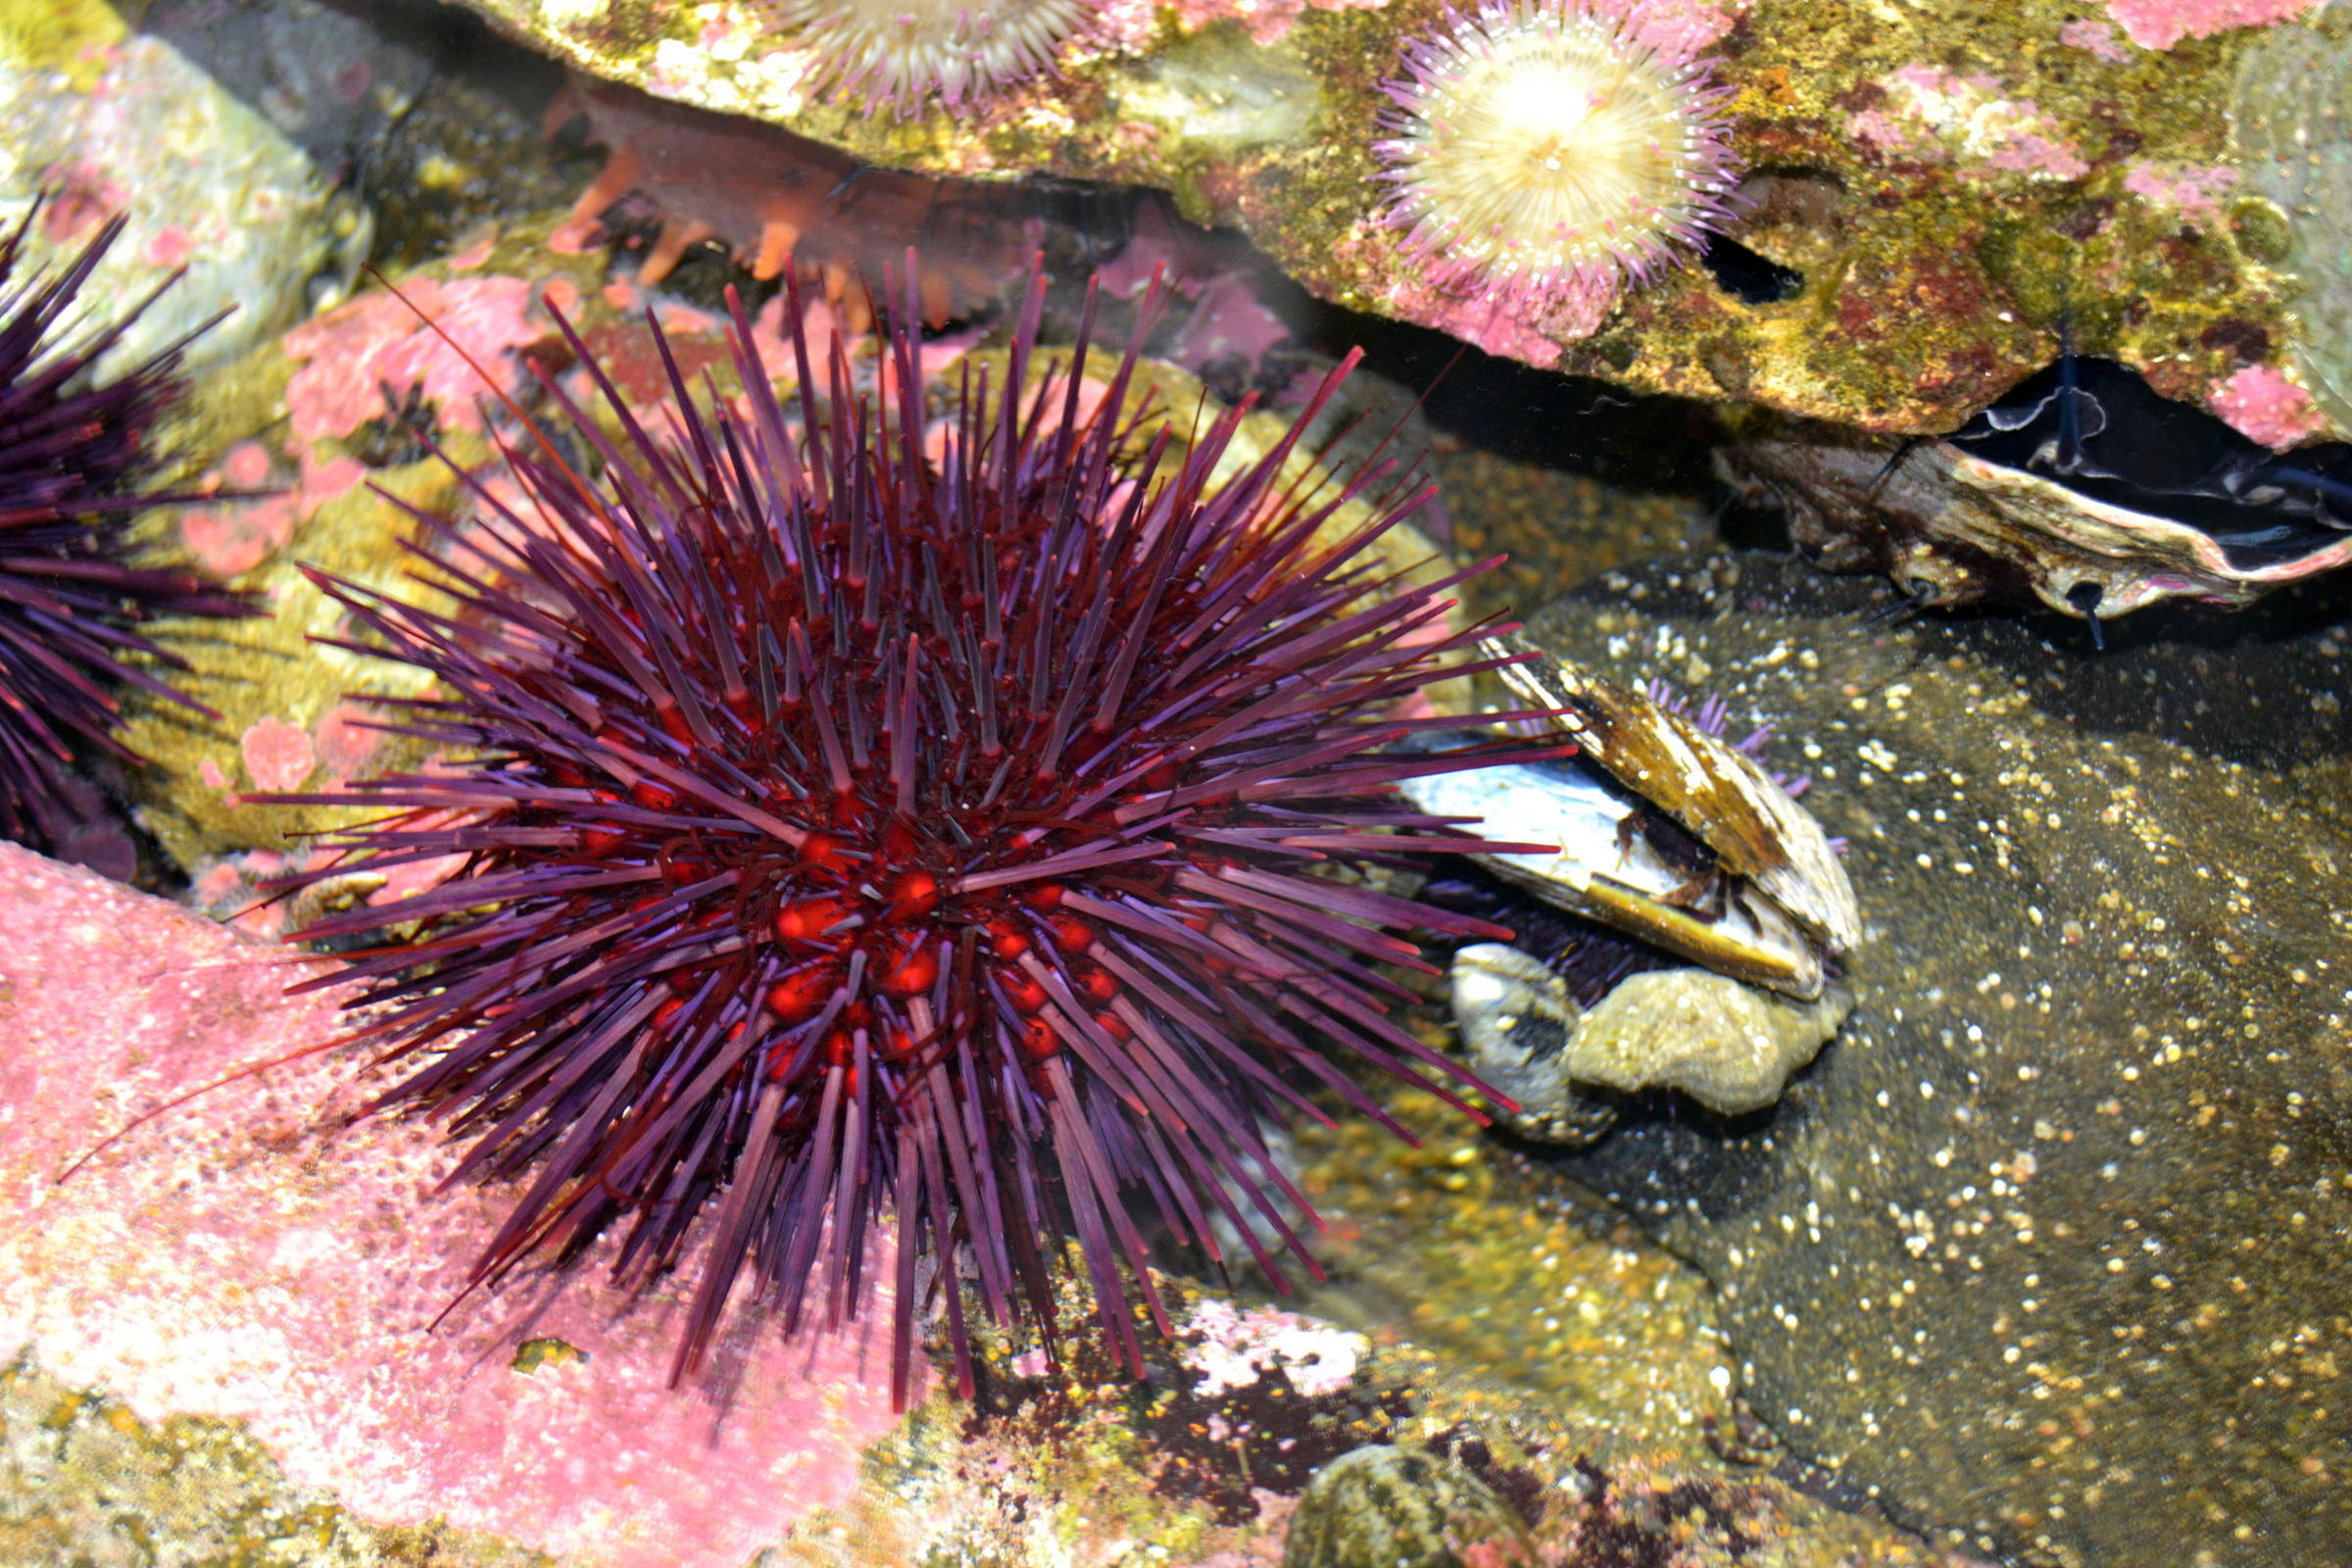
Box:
[260,265,1562,1407]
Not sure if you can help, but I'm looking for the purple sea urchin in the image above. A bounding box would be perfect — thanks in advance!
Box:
[764,0,1093,118]
[0,204,253,858]
[1374,0,1740,310]
[263,268,1557,1405]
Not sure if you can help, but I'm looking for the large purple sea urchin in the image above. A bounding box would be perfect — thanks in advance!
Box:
[0,204,253,857]
[1375,0,1739,309]
[264,268,1556,1405]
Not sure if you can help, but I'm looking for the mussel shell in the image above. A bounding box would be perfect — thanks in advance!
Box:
[1490,633,1861,956]
[1406,752,1831,997]
[1720,372,2352,622]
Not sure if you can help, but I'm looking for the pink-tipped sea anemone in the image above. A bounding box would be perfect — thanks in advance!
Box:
[1374,0,1740,312]
[765,0,1094,119]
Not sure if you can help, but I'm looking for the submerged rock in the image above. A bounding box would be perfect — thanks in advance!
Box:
[0,0,368,377]
[2232,17,2352,437]
[1506,552,2352,1568]
[0,842,1982,1567]
[1283,1446,1536,1568]
[0,843,912,1568]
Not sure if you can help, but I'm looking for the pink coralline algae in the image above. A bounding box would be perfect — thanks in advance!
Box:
[2058,18,2133,61]
[447,224,500,270]
[239,715,317,792]
[0,843,911,1568]
[1848,67,2089,179]
[1152,0,1389,46]
[311,701,385,784]
[281,275,543,446]
[2123,160,2240,225]
[181,493,298,577]
[2104,0,2315,51]
[177,444,364,578]
[2209,364,2329,449]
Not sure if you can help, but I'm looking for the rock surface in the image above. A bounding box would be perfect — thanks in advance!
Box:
[449,0,2331,436]
[2231,18,2352,436]
[0,832,1989,1567]
[1509,552,2352,1568]
[0,843,912,1568]
[0,0,366,376]
[1451,945,1848,1125]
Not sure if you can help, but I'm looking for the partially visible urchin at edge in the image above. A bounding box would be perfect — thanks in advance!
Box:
[260,265,1562,1406]
[1375,0,1741,313]
[0,204,253,861]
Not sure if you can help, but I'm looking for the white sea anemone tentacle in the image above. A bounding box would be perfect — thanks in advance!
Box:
[1375,0,1740,306]
[768,0,1095,118]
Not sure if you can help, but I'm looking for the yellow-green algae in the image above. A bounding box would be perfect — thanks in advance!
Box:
[453,0,2323,435]
[0,0,125,85]
[760,1067,1972,1566]
[0,1354,551,1568]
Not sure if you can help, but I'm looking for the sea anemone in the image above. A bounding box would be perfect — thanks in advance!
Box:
[764,0,1093,119]
[1373,0,1740,309]
[0,202,254,858]
[260,267,1556,1405]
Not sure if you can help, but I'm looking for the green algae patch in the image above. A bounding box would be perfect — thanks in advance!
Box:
[0,1354,551,1568]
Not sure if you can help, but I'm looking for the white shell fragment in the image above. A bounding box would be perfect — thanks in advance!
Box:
[1451,943,1849,1133]
[1567,968,1849,1115]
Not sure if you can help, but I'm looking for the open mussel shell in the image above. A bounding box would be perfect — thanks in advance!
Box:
[1720,358,2352,622]
[1724,430,2352,620]
[1399,639,1858,1001]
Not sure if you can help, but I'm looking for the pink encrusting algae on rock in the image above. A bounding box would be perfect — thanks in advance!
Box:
[2122,160,2239,225]
[2058,17,2133,61]
[0,844,912,1568]
[1369,0,1740,362]
[281,275,545,445]
[238,715,317,793]
[2103,0,2314,52]
[1846,66,2088,179]
[2209,363,2330,449]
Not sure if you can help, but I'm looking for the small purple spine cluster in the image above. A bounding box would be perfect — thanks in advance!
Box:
[0,203,253,854]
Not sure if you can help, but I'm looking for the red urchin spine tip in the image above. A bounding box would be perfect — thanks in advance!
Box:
[259,258,1557,1410]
